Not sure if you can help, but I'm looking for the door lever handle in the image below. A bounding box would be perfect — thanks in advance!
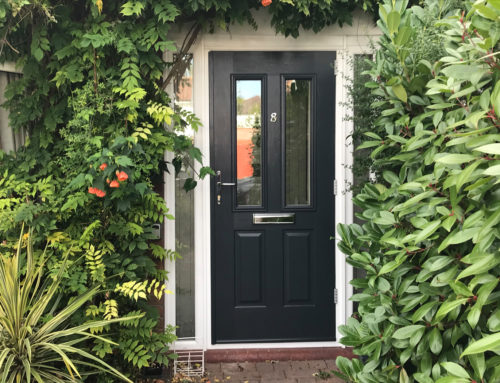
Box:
[216,171,235,205]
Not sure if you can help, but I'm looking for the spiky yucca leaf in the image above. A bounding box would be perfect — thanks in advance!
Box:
[0,231,139,383]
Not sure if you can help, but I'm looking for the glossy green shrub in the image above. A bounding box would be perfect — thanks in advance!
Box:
[0,0,383,380]
[335,0,500,382]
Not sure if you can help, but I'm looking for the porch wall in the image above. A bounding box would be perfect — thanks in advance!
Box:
[163,10,381,350]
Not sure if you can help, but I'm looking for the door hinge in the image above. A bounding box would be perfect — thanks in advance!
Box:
[334,61,339,75]
[333,179,338,196]
[334,288,338,304]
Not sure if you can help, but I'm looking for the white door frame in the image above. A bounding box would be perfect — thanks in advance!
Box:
[164,14,378,351]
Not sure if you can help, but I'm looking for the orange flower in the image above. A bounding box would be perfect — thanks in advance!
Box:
[95,189,106,198]
[99,163,108,171]
[116,170,128,182]
[88,187,97,194]
[106,178,111,184]
[262,0,272,6]
[110,180,120,188]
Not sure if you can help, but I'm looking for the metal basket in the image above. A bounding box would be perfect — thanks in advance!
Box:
[173,338,205,377]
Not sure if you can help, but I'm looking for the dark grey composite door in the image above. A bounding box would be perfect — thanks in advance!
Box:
[210,51,336,343]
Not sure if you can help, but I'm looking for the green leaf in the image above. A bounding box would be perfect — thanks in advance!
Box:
[121,1,145,16]
[373,211,396,225]
[365,132,382,140]
[474,3,499,20]
[423,256,454,272]
[442,216,456,232]
[383,171,400,184]
[488,309,500,332]
[435,154,477,165]
[399,368,410,383]
[183,178,197,192]
[475,143,500,155]
[456,253,500,280]
[435,378,469,383]
[414,373,434,383]
[483,164,500,176]
[393,325,425,339]
[395,26,412,46]
[441,362,470,379]
[387,11,401,35]
[441,227,480,249]
[413,220,441,244]
[357,140,382,149]
[115,156,134,167]
[411,301,438,323]
[200,166,215,179]
[449,281,473,297]
[393,191,435,212]
[469,353,486,380]
[393,84,408,103]
[429,327,442,354]
[135,183,148,196]
[468,306,481,328]
[462,333,500,357]
[456,160,482,191]
[492,80,500,118]
[434,298,469,322]
[379,255,407,275]
[442,65,488,84]
[377,277,391,292]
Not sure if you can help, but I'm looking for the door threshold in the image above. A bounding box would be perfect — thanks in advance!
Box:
[207,341,341,349]
[205,345,353,363]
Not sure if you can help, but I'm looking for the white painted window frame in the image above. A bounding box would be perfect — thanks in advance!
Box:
[164,20,378,351]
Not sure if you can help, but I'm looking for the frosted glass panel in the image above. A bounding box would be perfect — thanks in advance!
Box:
[236,80,262,206]
[174,55,195,338]
[175,171,195,338]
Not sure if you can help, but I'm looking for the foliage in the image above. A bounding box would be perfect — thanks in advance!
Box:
[0,231,138,383]
[335,0,500,382]
[0,0,378,380]
[0,81,189,379]
[0,0,208,379]
[346,0,466,195]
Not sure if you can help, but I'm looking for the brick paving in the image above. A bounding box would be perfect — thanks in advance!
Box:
[205,359,343,383]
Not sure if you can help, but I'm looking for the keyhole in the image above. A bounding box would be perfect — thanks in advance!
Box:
[270,113,277,123]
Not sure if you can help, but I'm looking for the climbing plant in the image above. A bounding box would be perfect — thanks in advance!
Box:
[334,0,500,382]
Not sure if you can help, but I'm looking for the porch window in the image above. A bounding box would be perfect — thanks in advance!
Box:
[173,55,195,338]
[0,70,24,152]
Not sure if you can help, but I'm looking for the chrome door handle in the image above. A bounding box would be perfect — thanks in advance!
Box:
[216,171,235,205]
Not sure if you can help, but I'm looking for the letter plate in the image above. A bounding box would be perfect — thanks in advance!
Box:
[253,213,295,224]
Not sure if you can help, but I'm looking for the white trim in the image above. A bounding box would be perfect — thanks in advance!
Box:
[165,11,379,351]
[164,151,176,331]
[337,46,376,325]
[0,62,22,74]
[163,49,176,335]
[175,340,344,351]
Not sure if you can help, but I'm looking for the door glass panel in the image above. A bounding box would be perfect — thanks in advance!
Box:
[236,80,262,206]
[175,170,195,338]
[285,79,311,206]
[174,55,195,338]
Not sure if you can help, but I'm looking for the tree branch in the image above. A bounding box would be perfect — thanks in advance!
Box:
[161,22,202,91]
